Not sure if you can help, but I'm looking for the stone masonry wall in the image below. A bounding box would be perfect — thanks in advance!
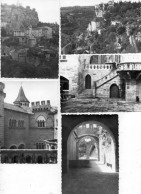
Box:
[4,109,29,149]
[96,76,121,98]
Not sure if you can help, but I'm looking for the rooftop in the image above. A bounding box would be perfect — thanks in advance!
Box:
[4,103,32,114]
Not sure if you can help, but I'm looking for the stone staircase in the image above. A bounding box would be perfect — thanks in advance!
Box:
[78,70,119,99]
[78,89,94,99]
[96,70,118,88]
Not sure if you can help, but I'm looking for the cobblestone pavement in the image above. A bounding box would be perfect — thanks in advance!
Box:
[62,164,119,194]
[61,98,141,113]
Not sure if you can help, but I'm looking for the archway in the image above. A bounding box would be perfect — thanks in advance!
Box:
[12,155,18,163]
[110,84,119,98]
[26,155,32,163]
[67,121,116,172]
[9,145,17,149]
[78,136,98,160]
[18,144,25,149]
[60,76,69,91]
[37,156,43,164]
[85,75,91,89]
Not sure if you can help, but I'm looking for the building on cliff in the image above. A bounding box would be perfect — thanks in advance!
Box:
[0,83,58,163]
[60,54,141,103]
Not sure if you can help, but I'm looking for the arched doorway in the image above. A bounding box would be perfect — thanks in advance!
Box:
[67,121,116,172]
[85,75,91,89]
[26,155,32,163]
[110,84,119,98]
[60,76,69,91]
[37,156,43,164]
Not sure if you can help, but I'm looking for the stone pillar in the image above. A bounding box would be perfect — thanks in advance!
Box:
[0,82,6,148]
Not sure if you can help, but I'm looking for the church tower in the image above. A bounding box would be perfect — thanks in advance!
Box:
[0,82,6,148]
[13,86,30,107]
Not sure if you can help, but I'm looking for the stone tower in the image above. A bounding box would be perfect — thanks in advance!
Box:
[13,86,30,107]
[0,82,6,148]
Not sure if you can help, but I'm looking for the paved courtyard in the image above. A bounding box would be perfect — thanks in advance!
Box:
[61,98,141,113]
[62,162,119,194]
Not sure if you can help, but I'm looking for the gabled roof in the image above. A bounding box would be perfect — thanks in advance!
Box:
[14,86,29,104]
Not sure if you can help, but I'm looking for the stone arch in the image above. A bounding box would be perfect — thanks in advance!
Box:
[12,155,18,163]
[26,155,32,163]
[67,121,116,172]
[18,144,25,149]
[110,84,119,98]
[77,135,99,160]
[37,155,43,164]
[85,74,91,89]
[9,145,17,149]
[37,115,46,127]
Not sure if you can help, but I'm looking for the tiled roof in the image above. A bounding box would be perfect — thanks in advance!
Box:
[14,86,29,104]
[4,103,32,114]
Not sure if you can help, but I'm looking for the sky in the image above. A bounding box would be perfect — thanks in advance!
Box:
[60,0,141,7]
[1,0,59,23]
[2,80,59,107]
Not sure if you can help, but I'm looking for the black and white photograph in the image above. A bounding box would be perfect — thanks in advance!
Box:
[62,114,119,194]
[1,0,141,194]
[61,0,141,54]
[1,0,59,78]
[60,54,141,112]
[0,80,58,164]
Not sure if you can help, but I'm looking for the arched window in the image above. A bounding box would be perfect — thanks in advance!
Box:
[10,145,17,149]
[18,144,25,149]
[37,116,46,128]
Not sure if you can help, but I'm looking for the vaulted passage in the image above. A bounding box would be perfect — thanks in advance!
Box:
[62,115,119,194]
[67,121,116,172]
[110,84,119,98]
[85,75,91,89]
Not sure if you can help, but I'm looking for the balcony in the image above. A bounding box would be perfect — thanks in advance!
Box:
[117,63,141,71]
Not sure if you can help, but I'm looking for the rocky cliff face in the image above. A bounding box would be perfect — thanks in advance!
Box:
[1,4,39,31]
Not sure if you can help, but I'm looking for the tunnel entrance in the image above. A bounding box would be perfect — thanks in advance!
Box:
[67,121,116,172]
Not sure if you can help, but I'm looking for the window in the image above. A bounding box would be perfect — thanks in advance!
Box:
[18,120,24,128]
[36,143,45,149]
[37,116,46,128]
[9,119,17,128]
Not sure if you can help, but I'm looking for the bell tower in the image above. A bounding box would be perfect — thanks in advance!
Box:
[0,82,6,148]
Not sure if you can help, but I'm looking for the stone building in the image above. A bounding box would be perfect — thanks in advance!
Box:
[0,82,58,163]
[60,54,141,102]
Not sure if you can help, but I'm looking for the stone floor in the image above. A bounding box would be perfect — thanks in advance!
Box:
[62,162,119,194]
[61,97,141,113]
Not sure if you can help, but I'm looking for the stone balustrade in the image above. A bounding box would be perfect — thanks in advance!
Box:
[117,63,141,71]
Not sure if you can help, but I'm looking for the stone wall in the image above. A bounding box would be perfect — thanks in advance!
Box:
[96,75,121,98]
[4,109,29,149]
[126,80,141,101]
